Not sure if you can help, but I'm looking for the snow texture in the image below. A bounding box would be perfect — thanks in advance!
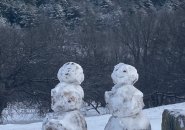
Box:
[2,102,44,124]
[105,112,151,130]
[105,63,151,130]
[168,109,185,118]
[3,102,185,130]
[105,84,144,117]
[180,118,184,128]
[42,110,87,130]
[43,62,87,130]
[51,82,84,112]
[164,109,185,128]
[57,62,84,85]
[111,63,138,85]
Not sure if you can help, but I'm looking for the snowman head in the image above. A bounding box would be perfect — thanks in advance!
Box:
[111,63,138,85]
[57,62,84,85]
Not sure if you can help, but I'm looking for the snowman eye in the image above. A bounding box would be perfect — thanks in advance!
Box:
[123,70,127,72]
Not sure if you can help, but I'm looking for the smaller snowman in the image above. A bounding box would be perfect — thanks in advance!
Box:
[104,63,151,130]
[42,62,87,130]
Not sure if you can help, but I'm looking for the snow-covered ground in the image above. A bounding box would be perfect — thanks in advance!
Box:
[1,102,185,130]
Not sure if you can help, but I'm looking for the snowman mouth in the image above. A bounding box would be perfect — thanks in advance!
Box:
[117,75,125,78]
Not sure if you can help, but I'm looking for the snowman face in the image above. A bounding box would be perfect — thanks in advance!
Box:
[111,63,138,85]
[57,62,84,84]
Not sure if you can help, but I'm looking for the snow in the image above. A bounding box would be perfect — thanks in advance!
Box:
[57,62,84,85]
[43,62,87,130]
[43,110,87,130]
[105,84,144,117]
[104,112,150,130]
[111,63,138,85]
[2,102,44,124]
[167,109,185,118]
[105,63,142,117]
[51,82,84,112]
[164,109,185,128]
[105,63,150,130]
[1,102,185,130]
[180,118,184,128]
[51,62,85,112]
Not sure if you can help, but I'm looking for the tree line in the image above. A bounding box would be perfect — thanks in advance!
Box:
[0,3,185,120]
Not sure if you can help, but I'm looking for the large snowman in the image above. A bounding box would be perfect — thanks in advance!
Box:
[104,63,151,130]
[42,62,87,130]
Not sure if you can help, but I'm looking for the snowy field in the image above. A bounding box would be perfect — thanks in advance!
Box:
[1,102,185,130]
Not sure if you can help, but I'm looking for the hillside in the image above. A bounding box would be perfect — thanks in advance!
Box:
[0,0,184,27]
[0,0,185,123]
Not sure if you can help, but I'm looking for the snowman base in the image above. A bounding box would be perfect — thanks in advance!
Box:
[43,110,87,130]
[105,112,151,130]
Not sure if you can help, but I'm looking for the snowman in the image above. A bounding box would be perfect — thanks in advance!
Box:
[42,62,87,130]
[104,63,151,130]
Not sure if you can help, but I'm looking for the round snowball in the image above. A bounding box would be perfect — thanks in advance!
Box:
[111,63,138,85]
[57,62,84,84]
[105,85,144,117]
[105,112,151,130]
[42,110,87,130]
[51,83,84,112]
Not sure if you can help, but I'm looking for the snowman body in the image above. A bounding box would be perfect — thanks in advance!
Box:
[43,110,87,130]
[51,82,84,112]
[105,63,151,130]
[42,62,87,130]
[105,112,151,130]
